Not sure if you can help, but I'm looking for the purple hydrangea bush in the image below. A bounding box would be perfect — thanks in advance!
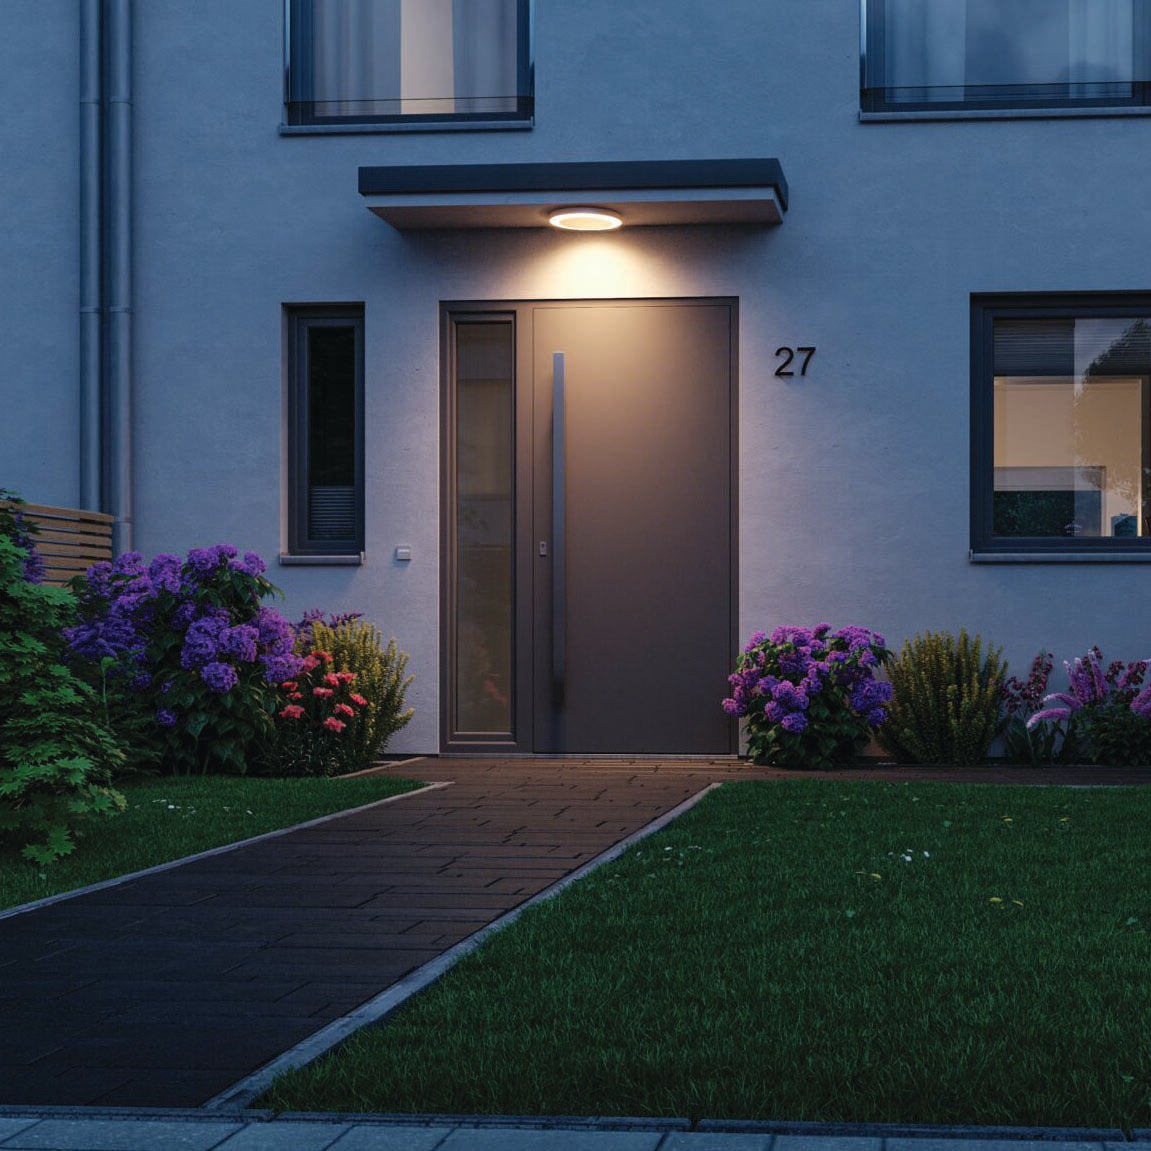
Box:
[723,624,892,768]
[1023,646,1151,767]
[64,545,303,775]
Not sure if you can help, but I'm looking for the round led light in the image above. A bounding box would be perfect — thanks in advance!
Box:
[548,207,623,232]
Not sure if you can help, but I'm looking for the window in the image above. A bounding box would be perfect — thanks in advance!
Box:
[285,0,532,127]
[287,306,364,556]
[972,295,1151,557]
[863,0,1151,113]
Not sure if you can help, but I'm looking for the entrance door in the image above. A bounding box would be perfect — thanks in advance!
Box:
[443,299,736,755]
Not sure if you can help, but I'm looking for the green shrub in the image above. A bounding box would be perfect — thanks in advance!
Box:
[723,624,892,769]
[1083,704,1151,768]
[0,494,125,864]
[296,617,414,773]
[878,629,1006,767]
[64,545,302,776]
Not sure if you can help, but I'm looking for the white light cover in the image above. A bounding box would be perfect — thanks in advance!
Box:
[548,208,623,231]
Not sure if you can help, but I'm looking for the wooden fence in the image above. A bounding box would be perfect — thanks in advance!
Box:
[7,502,114,585]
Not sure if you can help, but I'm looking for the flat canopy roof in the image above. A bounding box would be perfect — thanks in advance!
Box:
[358,159,788,230]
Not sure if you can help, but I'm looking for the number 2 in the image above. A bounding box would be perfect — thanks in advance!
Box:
[775,346,816,377]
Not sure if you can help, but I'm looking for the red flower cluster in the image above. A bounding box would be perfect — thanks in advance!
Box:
[276,649,366,731]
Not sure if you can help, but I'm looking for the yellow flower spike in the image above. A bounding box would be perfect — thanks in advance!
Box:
[870,873,882,880]
[1059,817,1071,823]
[1001,816,1013,823]
[1012,900,1024,907]
[989,897,1003,903]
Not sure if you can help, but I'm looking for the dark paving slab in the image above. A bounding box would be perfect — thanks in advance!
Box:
[3,756,1147,1109]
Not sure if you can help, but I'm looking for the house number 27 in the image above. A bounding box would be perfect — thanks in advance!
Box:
[774,346,816,377]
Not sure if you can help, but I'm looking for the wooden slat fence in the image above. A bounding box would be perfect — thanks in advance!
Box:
[5,502,114,585]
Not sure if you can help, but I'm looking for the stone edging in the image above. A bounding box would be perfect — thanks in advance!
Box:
[0,780,452,923]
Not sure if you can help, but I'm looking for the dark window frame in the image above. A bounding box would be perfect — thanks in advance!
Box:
[862,0,1151,114]
[285,0,534,128]
[971,292,1151,558]
[287,305,366,556]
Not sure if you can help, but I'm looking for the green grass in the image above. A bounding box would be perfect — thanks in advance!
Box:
[0,773,426,913]
[261,779,1151,1129]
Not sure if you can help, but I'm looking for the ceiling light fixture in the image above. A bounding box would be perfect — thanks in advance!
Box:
[548,207,623,232]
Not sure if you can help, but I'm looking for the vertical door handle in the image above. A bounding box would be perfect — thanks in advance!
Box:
[552,351,566,706]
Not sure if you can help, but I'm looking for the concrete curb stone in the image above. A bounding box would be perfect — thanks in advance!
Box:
[696,1124,1128,1142]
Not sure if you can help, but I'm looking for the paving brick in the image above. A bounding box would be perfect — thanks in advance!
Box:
[661,1135,773,1150]
[0,1115,40,1141]
[435,1128,665,1151]
[1,1116,244,1149]
[212,1121,356,1150]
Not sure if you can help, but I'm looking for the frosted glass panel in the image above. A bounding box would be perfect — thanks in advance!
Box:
[455,322,514,733]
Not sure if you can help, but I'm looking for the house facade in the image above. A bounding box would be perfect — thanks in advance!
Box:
[5,0,1151,755]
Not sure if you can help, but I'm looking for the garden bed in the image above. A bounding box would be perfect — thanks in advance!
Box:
[0,773,426,913]
[260,777,1151,1129]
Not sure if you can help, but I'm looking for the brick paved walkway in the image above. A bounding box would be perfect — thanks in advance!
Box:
[1,757,1147,1108]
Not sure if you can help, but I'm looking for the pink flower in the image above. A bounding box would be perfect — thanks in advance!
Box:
[314,650,332,664]
[281,681,298,691]
[323,717,346,732]
[335,703,355,717]
[289,691,303,700]
[349,693,368,706]
[336,671,356,683]
[313,687,333,698]
[323,673,341,687]
[302,656,320,672]
[279,704,305,719]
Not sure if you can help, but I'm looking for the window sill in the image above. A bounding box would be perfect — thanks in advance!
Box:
[861,106,1151,123]
[280,119,533,136]
[970,549,1151,563]
[279,553,364,566]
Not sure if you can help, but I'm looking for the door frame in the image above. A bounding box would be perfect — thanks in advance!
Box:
[439,297,740,755]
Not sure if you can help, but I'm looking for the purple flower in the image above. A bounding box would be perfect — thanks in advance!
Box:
[147,553,183,593]
[261,651,305,684]
[156,707,178,726]
[200,661,239,694]
[780,712,808,733]
[181,612,229,668]
[218,624,258,663]
[721,697,744,716]
[129,672,152,691]
[186,547,220,575]
[228,550,267,577]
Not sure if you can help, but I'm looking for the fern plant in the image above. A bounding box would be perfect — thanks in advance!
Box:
[0,514,125,865]
[298,617,414,773]
[878,629,1006,767]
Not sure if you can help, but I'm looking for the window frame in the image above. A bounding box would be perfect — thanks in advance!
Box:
[284,0,534,130]
[286,305,366,557]
[861,0,1151,116]
[971,292,1151,560]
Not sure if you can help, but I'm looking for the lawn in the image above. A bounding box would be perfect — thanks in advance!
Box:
[261,779,1151,1129]
[0,773,426,913]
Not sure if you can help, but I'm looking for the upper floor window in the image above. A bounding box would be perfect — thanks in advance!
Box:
[863,0,1151,114]
[286,0,532,128]
[972,294,1151,558]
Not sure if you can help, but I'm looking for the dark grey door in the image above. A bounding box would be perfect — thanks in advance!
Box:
[444,299,736,755]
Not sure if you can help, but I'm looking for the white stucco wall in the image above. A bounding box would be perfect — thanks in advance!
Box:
[0,1,79,506]
[7,0,1151,750]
